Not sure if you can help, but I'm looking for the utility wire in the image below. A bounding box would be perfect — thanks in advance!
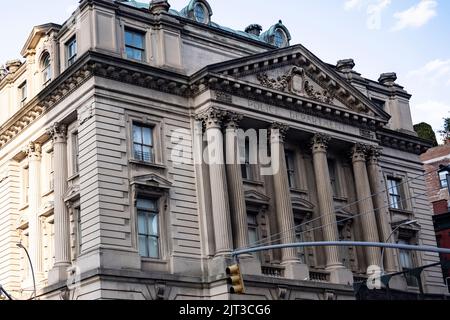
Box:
[239,167,434,250]
[242,169,439,250]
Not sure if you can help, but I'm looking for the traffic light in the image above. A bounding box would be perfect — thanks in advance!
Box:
[226,264,245,294]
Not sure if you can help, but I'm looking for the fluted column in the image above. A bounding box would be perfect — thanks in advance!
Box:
[271,123,299,264]
[224,113,249,250]
[26,142,43,279]
[351,144,381,267]
[200,108,233,256]
[367,146,397,273]
[48,123,71,284]
[311,134,344,270]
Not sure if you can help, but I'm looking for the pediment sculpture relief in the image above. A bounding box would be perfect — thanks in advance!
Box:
[256,66,336,104]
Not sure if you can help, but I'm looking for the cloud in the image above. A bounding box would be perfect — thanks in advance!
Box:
[344,0,363,11]
[392,0,437,31]
[366,0,392,30]
[408,59,450,86]
[411,100,450,143]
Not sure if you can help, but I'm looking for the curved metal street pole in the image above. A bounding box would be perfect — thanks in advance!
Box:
[379,220,417,274]
[17,243,36,300]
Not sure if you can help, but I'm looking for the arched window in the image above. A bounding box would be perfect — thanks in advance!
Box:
[274,29,287,47]
[194,2,206,23]
[41,53,51,84]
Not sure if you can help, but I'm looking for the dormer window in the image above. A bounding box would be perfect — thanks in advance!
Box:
[274,29,287,47]
[41,53,51,85]
[194,2,207,23]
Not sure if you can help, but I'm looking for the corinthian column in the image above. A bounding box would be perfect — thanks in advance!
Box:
[351,144,381,268]
[199,108,233,256]
[26,142,44,280]
[224,113,248,250]
[367,146,397,273]
[48,123,71,284]
[311,134,343,270]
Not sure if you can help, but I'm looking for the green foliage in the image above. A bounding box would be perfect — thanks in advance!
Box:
[438,117,450,143]
[413,122,438,146]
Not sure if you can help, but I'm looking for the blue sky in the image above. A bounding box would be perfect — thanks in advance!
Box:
[1,0,449,141]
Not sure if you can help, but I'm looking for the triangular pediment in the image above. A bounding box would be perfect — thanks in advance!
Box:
[204,45,390,121]
[20,23,61,57]
[132,173,172,189]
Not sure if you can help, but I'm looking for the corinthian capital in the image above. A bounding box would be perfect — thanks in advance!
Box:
[195,107,228,130]
[24,141,42,159]
[270,122,289,143]
[367,146,383,164]
[311,133,331,153]
[47,122,68,143]
[351,143,369,162]
[224,112,243,130]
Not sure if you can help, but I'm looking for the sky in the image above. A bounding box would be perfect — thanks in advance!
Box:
[0,0,449,142]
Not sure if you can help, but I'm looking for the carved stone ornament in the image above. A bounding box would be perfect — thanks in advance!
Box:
[269,122,290,142]
[257,66,305,93]
[224,112,243,129]
[195,107,228,129]
[24,141,42,157]
[47,122,68,143]
[367,146,383,164]
[311,133,331,153]
[351,143,369,162]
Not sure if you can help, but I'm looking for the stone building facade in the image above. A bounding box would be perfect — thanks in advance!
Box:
[0,0,446,300]
[421,143,450,292]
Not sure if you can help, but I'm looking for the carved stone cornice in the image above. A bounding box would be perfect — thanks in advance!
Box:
[311,133,331,153]
[195,107,228,130]
[351,143,369,163]
[376,128,431,155]
[47,122,68,143]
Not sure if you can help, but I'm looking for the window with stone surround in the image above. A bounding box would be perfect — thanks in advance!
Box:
[137,198,160,259]
[19,81,27,107]
[398,238,419,287]
[285,150,297,189]
[72,131,79,175]
[327,159,338,197]
[125,28,145,61]
[133,123,155,164]
[241,137,254,181]
[20,163,29,206]
[66,36,77,67]
[387,177,404,210]
[41,52,51,85]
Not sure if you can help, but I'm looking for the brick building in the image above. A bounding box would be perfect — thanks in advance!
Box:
[421,143,450,292]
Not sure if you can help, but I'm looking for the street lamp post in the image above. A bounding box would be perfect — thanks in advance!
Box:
[379,219,418,275]
[17,243,36,300]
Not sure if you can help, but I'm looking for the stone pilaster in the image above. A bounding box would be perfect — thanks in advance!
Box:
[311,134,344,270]
[351,144,381,268]
[367,147,397,273]
[271,123,309,279]
[47,123,71,285]
[25,142,44,281]
[199,108,233,256]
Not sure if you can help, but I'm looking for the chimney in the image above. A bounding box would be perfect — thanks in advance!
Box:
[378,72,397,87]
[336,59,355,73]
[5,60,22,74]
[245,24,263,36]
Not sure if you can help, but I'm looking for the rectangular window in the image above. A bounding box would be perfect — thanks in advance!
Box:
[398,239,419,287]
[241,139,252,180]
[371,98,386,110]
[294,218,305,264]
[125,29,145,61]
[285,150,296,189]
[22,166,29,205]
[387,178,403,210]
[439,171,448,189]
[67,37,77,67]
[49,151,54,191]
[133,124,154,163]
[247,213,259,246]
[19,81,27,106]
[328,159,338,197]
[72,132,79,175]
[137,198,160,258]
